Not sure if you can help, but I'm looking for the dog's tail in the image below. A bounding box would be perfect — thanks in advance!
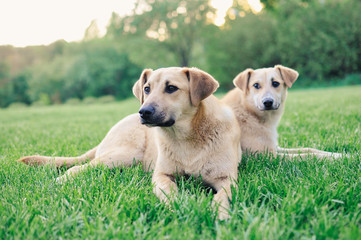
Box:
[17,146,98,168]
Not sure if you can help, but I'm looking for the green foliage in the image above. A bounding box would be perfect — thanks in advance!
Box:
[0,64,31,108]
[206,0,361,87]
[63,96,116,106]
[97,95,116,104]
[10,74,31,104]
[25,39,142,105]
[343,74,361,86]
[83,20,101,41]
[7,102,28,109]
[275,0,361,79]
[107,0,215,66]
[65,98,81,105]
[0,61,9,79]
[78,41,142,99]
[292,73,361,89]
[205,12,278,88]
[0,62,13,108]
[33,93,51,106]
[82,96,97,105]
[260,0,314,11]
[27,56,70,103]
[1,86,360,239]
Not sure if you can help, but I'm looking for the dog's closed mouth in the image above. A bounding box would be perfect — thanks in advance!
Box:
[141,119,175,127]
[261,107,279,111]
[258,105,280,111]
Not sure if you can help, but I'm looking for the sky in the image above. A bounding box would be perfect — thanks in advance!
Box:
[0,0,136,47]
[0,0,262,47]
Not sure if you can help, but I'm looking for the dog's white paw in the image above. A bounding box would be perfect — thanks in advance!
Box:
[56,176,67,184]
[331,153,342,159]
[217,209,231,221]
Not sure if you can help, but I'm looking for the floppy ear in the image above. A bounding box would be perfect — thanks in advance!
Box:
[233,68,254,92]
[182,67,219,106]
[275,65,299,88]
[132,69,152,104]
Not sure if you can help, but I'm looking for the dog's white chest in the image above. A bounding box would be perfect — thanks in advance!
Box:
[169,144,207,175]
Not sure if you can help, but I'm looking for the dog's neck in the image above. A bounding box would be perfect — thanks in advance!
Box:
[157,99,215,143]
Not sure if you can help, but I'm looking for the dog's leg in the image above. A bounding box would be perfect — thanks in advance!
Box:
[152,172,178,203]
[56,148,142,183]
[278,152,342,160]
[17,147,98,168]
[277,147,333,154]
[277,147,343,159]
[208,178,233,220]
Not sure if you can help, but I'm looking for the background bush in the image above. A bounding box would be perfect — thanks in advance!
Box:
[206,0,361,87]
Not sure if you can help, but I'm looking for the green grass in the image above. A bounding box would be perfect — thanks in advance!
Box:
[1,86,361,239]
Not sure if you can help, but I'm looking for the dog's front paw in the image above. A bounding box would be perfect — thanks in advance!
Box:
[331,152,344,159]
[56,176,67,184]
[217,209,231,221]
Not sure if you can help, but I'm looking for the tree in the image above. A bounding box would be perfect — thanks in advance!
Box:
[205,12,278,88]
[84,20,101,41]
[0,61,9,81]
[11,73,30,104]
[259,0,315,12]
[106,0,215,67]
[0,61,11,107]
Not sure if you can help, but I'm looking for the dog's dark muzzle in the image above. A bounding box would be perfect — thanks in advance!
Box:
[139,105,175,127]
[261,98,279,111]
[139,105,155,121]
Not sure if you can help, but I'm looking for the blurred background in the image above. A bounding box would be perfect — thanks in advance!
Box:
[0,0,360,108]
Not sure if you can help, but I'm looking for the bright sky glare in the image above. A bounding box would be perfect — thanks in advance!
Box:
[0,0,135,47]
[211,0,233,26]
[0,0,262,47]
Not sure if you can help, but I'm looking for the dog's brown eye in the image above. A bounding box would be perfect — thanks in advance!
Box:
[165,85,178,93]
[253,83,261,89]
[272,81,280,88]
[144,86,150,94]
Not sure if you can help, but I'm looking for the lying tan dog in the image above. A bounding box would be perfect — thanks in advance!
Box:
[18,67,241,220]
[222,65,342,159]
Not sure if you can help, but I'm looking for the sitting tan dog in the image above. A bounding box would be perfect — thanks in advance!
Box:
[222,65,342,159]
[18,67,241,220]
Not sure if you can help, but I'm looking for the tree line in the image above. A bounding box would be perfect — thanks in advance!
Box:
[0,0,360,108]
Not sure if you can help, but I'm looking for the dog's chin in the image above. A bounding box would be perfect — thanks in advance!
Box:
[141,119,175,127]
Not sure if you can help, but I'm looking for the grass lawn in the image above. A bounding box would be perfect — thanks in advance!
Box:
[1,86,361,239]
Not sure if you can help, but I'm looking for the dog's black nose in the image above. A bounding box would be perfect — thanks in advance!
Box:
[263,99,274,109]
[139,106,155,120]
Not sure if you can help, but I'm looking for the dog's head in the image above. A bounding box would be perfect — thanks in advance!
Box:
[133,67,219,127]
[233,65,298,111]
